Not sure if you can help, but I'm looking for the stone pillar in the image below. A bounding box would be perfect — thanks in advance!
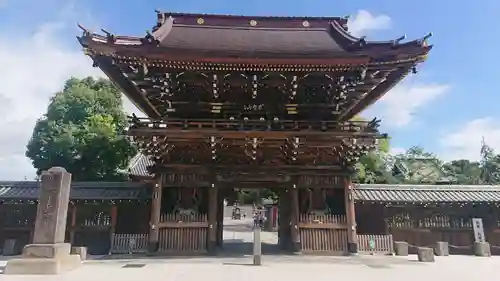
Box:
[344,177,358,254]
[4,167,81,275]
[148,176,163,253]
[207,184,218,254]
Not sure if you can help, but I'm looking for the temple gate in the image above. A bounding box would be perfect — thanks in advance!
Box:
[77,11,431,255]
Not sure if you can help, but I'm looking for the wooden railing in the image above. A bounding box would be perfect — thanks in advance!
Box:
[388,213,473,229]
[110,233,149,254]
[357,234,393,254]
[128,117,377,134]
[158,213,208,253]
[298,214,348,253]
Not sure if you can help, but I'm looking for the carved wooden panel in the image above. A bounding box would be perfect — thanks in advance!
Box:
[216,172,290,183]
[164,174,209,186]
[297,175,342,187]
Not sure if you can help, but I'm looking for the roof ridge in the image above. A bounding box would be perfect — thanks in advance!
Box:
[159,11,347,21]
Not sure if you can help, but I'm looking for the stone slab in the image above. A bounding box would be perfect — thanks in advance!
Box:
[3,254,81,275]
[417,247,435,262]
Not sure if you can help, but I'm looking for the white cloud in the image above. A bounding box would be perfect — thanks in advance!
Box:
[0,15,141,180]
[440,117,500,161]
[347,10,392,37]
[369,83,450,128]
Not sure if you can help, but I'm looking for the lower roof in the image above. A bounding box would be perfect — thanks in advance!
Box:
[354,184,500,203]
[0,181,148,201]
[2,181,500,203]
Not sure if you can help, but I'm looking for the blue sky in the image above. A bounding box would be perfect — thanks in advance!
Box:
[0,0,498,179]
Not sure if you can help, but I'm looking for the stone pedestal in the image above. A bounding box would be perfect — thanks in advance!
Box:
[434,241,449,256]
[4,243,81,275]
[394,241,408,256]
[4,167,81,275]
[417,247,435,262]
[473,242,491,257]
[71,246,88,261]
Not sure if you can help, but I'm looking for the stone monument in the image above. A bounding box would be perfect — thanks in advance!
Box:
[4,167,81,275]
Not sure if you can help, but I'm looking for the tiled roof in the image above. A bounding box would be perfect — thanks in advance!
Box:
[0,181,149,200]
[127,153,154,178]
[354,184,500,203]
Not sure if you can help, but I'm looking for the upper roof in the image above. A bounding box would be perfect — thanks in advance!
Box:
[78,11,431,63]
[0,181,148,201]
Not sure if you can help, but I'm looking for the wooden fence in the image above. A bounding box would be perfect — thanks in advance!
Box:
[158,213,208,253]
[110,233,148,254]
[357,234,393,254]
[298,214,348,254]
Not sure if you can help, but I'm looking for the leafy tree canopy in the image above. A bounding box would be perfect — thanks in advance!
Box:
[26,77,136,181]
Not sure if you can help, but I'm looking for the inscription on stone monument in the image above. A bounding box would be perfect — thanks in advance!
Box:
[33,167,72,244]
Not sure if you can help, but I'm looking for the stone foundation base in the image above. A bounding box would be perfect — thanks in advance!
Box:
[4,243,81,275]
[4,254,81,275]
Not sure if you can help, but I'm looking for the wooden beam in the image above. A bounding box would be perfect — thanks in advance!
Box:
[129,128,380,139]
[94,56,161,119]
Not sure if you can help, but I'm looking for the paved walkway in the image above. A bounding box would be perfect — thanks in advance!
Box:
[0,255,497,280]
[2,211,495,280]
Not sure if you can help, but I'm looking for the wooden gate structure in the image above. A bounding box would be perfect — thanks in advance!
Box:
[78,11,431,255]
[354,184,500,255]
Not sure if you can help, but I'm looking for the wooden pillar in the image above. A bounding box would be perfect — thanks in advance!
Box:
[290,185,300,253]
[207,184,218,254]
[69,204,77,245]
[344,176,358,254]
[216,189,224,247]
[148,176,163,252]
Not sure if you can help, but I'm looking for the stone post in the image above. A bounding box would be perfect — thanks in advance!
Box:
[473,242,491,257]
[4,167,81,275]
[434,241,449,256]
[253,220,262,265]
[394,241,409,256]
[417,247,435,262]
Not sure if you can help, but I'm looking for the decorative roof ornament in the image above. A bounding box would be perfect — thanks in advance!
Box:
[101,28,116,44]
[357,36,367,47]
[342,15,350,30]
[418,32,433,47]
[77,23,91,37]
[141,30,160,46]
[391,34,406,47]
[154,10,167,31]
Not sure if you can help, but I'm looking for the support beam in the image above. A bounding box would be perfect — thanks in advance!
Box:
[148,175,163,252]
[344,176,358,254]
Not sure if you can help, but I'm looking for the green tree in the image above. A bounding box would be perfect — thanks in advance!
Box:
[26,77,136,181]
[479,139,500,184]
[443,160,481,185]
